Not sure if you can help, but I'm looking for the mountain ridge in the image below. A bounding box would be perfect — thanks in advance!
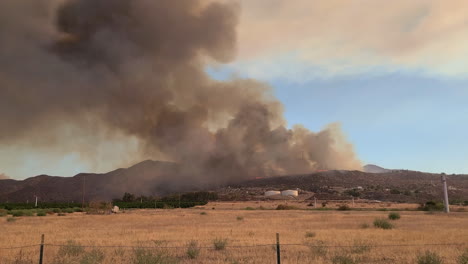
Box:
[1,161,467,203]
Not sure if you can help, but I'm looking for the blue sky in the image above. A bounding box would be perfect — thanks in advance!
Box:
[208,66,468,173]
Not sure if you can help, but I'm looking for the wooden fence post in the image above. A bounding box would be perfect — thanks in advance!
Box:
[276,233,281,264]
[39,234,44,264]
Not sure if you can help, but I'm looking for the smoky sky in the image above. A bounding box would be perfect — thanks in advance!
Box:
[0,0,361,183]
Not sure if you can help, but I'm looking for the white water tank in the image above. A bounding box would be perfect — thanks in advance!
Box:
[265,191,281,196]
[281,190,298,197]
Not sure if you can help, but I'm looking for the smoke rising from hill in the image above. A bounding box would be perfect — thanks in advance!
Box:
[0,0,361,184]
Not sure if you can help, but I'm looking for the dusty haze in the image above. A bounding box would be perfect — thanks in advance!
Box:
[0,0,361,184]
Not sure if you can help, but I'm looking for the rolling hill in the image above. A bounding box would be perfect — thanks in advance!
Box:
[1,161,467,203]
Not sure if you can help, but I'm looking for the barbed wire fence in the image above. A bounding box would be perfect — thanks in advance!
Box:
[0,234,467,264]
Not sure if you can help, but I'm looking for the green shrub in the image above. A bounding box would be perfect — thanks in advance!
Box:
[37,211,47,216]
[58,240,85,257]
[186,240,200,259]
[200,212,207,215]
[12,210,24,217]
[53,208,62,213]
[74,207,84,212]
[332,254,356,264]
[305,231,316,238]
[338,204,351,211]
[458,249,468,264]
[276,204,298,210]
[388,212,401,220]
[0,209,7,217]
[417,251,443,264]
[236,216,244,221]
[213,238,228,250]
[64,208,74,213]
[80,249,105,264]
[344,189,361,197]
[23,210,34,216]
[244,207,255,210]
[419,201,445,211]
[373,218,393,229]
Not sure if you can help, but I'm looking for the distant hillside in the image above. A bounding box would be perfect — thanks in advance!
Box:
[0,161,185,202]
[226,170,468,203]
[362,164,392,173]
[1,161,467,203]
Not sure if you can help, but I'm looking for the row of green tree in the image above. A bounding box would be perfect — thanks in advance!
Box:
[0,202,82,210]
[112,191,218,209]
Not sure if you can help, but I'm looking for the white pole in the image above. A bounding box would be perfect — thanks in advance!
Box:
[314,197,317,208]
[441,173,450,213]
[35,196,38,207]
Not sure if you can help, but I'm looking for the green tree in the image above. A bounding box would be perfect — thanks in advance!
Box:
[122,192,135,202]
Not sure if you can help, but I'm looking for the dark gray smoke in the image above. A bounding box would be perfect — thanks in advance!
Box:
[0,0,361,185]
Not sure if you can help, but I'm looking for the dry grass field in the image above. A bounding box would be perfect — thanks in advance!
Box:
[1,203,467,264]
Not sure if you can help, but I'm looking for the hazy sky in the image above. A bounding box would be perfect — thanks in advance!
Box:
[2,0,468,179]
[220,0,468,174]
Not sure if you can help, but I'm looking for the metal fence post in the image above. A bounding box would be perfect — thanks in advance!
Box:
[39,234,44,264]
[276,233,281,264]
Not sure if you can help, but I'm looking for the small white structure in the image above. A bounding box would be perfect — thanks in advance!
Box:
[281,190,299,197]
[111,206,120,213]
[265,190,281,197]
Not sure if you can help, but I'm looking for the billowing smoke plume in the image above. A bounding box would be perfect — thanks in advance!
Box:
[0,0,361,184]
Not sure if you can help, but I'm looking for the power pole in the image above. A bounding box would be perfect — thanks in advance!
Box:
[35,195,38,207]
[82,175,86,209]
[441,173,450,213]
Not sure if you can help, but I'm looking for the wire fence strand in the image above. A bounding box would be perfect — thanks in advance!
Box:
[1,242,466,250]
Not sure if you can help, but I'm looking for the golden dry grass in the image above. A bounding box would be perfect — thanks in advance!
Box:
[0,204,467,263]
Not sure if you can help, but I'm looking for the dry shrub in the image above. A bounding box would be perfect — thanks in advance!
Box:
[276,204,298,210]
[133,248,178,264]
[458,249,468,264]
[186,240,200,259]
[373,218,394,229]
[87,201,112,215]
[80,249,105,264]
[213,238,228,250]
[417,251,443,264]
[388,212,401,220]
[332,254,357,264]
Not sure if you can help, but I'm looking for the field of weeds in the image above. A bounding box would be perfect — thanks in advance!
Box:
[0,205,467,264]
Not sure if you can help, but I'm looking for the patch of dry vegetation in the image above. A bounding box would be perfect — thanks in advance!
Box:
[0,205,467,263]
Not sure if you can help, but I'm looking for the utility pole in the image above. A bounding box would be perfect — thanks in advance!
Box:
[82,175,86,209]
[441,173,450,213]
[35,195,38,207]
